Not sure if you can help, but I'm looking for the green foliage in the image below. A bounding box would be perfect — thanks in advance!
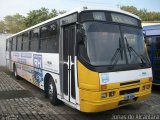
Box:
[0,7,66,33]
[2,6,160,34]
[4,14,26,33]
[25,7,66,28]
[0,14,25,33]
[25,7,51,28]
[50,9,58,18]
[0,21,5,33]
[121,6,160,21]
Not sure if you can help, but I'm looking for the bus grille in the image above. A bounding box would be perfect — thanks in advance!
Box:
[120,88,139,95]
[120,80,140,86]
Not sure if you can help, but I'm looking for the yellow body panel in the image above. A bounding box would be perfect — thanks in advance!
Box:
[77,61,100,91]
[80,90,151,112]
[77,61,152,113]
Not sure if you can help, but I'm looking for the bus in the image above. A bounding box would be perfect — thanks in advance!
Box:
[6,6,152,113]
[143,24,160,85]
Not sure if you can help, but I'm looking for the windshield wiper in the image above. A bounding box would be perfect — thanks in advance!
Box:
[124,37,148,66]
[109,38,123,69]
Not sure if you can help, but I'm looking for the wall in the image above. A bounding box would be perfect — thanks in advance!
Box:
[0,33,12,66]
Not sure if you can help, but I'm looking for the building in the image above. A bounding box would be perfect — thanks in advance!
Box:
[0,33,12,66]
[142,21,160,27]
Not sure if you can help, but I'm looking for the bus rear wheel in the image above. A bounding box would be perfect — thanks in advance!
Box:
[48,77,61,105]
[13,64,20,79]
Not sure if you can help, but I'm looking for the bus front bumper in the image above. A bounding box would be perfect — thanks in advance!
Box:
[80,90,151,113]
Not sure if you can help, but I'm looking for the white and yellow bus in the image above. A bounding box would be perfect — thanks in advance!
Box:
[6,7,152,112]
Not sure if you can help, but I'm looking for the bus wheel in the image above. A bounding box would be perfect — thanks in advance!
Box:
[48,77,61,105]
[13,64,19,79]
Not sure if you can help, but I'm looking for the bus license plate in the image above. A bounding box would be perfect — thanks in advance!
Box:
[124,93,135,100]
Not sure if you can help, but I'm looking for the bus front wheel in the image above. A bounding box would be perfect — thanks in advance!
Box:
[48,77,61,105]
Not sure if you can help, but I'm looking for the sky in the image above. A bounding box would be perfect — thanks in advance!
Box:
[0,0,160,20]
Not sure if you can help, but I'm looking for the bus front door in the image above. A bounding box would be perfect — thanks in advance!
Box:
[61,24,76,104]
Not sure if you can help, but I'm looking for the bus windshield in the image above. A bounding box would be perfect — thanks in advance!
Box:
[80,21,150,68]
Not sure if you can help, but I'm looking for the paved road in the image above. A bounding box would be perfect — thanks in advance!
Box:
[0,68,160,120]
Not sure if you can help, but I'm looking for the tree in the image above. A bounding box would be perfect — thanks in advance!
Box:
[4,14,25,33]
[121,6,160,21]
[25,7,51,28]
[0,21,5,33]
[58,10,66,15]
[121,6,139,15]
[50,9,58,18]
[25,7,66,27]
[0,8,66,33]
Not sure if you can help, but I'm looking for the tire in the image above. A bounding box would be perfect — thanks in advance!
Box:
[47,77,62,105]
[13,64,20,79]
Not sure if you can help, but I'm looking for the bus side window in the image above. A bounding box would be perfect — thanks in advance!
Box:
[9,38,13,51]
[40,26,47,51]
[23,32,29,51]
[40,22,58,53]
[6,39,9,51]
[31,28,39,51]
[12,37,17,51]
[17,35,22,51]
[47,23,58,53]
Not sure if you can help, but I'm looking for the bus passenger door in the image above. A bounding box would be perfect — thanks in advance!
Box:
[62,24,76,104]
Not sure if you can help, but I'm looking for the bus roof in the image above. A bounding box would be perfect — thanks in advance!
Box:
[143,24,160,36]
[8,6,140,39]
[143,24,160,30]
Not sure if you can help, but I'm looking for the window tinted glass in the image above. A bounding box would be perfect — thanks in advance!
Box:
[23,32,29,51]
[40,22,59,53]
[40,24,57,38]
[9,39,13,51]
[122,26,147,64]
[17,35,22,51]
[80,12,93,22]
[12,37,17,51]
[31,28,39,51]
[156,37,160,58]
[82,22,125,66]
[93,12,106,21]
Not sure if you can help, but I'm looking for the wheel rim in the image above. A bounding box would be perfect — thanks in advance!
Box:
[48,82,53,100]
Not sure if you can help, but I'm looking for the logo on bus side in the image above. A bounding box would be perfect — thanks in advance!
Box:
[33,54,43,84]
[101,74,109,84]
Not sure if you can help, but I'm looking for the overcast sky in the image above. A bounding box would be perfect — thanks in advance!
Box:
[0,0,160,20]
